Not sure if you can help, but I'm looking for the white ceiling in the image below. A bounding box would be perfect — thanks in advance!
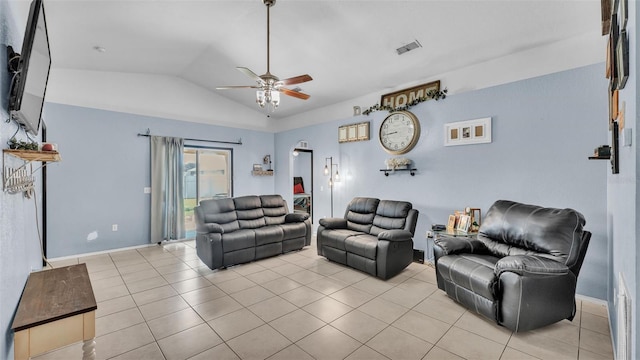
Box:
[12,0,605,125]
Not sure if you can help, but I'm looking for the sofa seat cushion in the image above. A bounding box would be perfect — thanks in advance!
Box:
[222,229,256,252]
[280,222,306,239]
[344,234,378,260]
[437,253,500,300]
[254,226,284,246]
[321,230,363,250]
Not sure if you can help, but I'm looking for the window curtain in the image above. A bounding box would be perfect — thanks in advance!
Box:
[150,136,185,243]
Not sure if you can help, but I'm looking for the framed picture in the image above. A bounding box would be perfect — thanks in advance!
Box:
[456,215,471,232]
[444,117,492,146]
[447,215,456,230]
[357,122,370,140]
[347,125,357,141]
[338,126,348,143]
[616,30,628,90]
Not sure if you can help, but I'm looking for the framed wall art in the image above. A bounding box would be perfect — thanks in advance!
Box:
[444,117,492,146]
[338,121,370,143]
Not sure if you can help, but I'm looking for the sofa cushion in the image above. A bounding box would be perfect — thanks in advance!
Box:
[280,222,306,239]
[234,196,267,229]
[221,229,256,252]
[261,195,288,225]
[198,198,240,233]
[370,200,412,235]
[344,234,378,260]
[345,197,379,233]
[254,226,284,246]
[320,229,363,250]
[479,200,585,265]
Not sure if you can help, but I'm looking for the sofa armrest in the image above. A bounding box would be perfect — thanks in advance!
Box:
[378,229,413,242]
[318,218,347,229]
[197,223,224,234]
[433,236,488,255]
[285,213,310,223]
[495,255,569,277]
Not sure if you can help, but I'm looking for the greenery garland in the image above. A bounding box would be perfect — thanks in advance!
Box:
[362,88,448,115]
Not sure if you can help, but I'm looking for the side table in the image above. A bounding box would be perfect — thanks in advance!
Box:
[12,264,97,360]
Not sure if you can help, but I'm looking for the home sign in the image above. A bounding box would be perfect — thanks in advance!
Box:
[380,80,440,108]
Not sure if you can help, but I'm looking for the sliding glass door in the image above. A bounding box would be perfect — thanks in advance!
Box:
[183,147,233,238]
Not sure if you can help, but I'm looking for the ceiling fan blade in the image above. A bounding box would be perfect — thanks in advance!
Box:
[280,87,310,100]
[216,85,260,90]
[237,67,264,84]
[279,74,313,86]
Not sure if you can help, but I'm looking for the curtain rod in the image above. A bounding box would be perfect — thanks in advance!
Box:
[137,129,242,145]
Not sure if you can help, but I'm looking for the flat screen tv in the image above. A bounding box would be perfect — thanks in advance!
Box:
[8,0,51,137]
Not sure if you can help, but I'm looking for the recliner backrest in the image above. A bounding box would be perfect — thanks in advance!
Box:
[260,194,288,225]
[370,200,413,236]
[234,195,266,229]
[344,197,379,233]
[479,200,586,268]
[196,198,239,233]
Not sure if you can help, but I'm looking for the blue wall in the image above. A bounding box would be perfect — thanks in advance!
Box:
[44,104,275,257]
[275,64,609,300]
[0,1,46,358]
[607,1,638,358]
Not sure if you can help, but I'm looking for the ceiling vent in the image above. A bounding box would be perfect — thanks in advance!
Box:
[396,40,422,55]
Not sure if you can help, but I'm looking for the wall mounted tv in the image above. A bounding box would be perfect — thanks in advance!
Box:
[8,0,51,137]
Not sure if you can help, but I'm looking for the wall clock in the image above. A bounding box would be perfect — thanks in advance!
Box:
[379,111,421,154]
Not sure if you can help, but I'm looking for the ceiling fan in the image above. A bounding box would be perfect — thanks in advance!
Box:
[217,0,312,111]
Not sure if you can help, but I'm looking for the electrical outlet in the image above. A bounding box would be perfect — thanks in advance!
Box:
[144,187,151,194]
[112,224,118,231]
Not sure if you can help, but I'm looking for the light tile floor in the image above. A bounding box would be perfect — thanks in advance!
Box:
[35,238,614,360]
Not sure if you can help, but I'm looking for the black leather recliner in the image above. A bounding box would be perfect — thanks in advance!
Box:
[317,197,419,280]
[433,200,591,332]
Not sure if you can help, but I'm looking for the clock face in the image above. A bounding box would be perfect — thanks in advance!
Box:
[379,111,421,154]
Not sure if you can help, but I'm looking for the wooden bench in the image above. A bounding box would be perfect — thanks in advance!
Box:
[12,264,97,360]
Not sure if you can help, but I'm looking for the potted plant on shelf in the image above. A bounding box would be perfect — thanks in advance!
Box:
[385,157,412,170]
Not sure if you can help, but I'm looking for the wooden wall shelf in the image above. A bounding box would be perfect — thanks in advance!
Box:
[252,170,274,176]
[4,149,61,162]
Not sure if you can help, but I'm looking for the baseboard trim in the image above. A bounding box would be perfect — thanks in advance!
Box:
[47,238,195,262]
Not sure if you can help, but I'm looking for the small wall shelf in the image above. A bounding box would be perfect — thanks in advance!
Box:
[588,156,610,160]
[380,168,417,176]
[4,149,61,162]
[3,149,61,194]
[252,170,274,176]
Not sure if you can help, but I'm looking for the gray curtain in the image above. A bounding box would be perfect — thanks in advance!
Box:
[150,136,185,243]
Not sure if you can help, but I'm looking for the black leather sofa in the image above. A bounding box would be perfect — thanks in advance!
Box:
[317,197,419,280]
[433,200,591,332]
[195,194,311,269]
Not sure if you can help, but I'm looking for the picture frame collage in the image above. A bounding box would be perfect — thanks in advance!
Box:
[338,121,370,143]
[603,0,628,174]
[447,207,481,233]
[444,117,492,147]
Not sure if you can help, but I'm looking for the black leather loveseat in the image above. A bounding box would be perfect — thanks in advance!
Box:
[195,194,311,269]
[317,197,419,280]
[433,200,591,332]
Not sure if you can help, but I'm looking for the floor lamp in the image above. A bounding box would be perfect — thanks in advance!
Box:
[324,157,340,217]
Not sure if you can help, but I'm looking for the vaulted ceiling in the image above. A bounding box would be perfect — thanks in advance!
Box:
[11,0,605,129]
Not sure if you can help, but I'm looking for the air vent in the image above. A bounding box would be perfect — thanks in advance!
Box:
[396,40,422,55]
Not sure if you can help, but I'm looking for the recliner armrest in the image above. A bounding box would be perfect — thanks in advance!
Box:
[285,213,309,223]
[319,218,347,229]
[434,236,488,255]
[495,255,569,277]
[378,229,413,242]
[197,223,224,234]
